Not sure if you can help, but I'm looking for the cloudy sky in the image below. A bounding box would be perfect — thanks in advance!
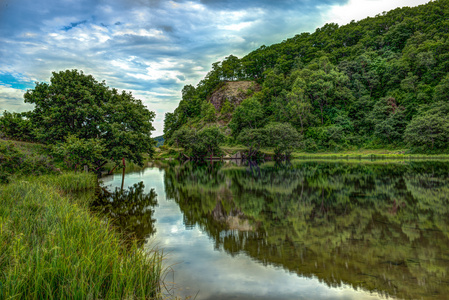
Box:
[0,0,431,135]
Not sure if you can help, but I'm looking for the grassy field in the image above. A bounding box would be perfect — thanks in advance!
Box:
[0,173,163,299]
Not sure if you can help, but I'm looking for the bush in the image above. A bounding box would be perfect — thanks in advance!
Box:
[52,135,106,171]
[0,111,34,141]
[0,141,58,183]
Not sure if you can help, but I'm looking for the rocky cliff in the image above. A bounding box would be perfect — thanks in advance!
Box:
[208,81,260,111]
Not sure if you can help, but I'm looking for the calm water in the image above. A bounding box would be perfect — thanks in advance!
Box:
[94,160,449,300]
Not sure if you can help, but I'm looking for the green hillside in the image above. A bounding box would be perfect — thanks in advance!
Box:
[164,0,449,154]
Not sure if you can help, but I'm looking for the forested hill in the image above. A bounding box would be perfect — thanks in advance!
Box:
[164,0,449,153]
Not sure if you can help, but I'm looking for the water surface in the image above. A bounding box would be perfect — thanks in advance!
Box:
[95,160,449,299]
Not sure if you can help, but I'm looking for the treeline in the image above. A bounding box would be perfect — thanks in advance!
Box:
[164,0,449,153]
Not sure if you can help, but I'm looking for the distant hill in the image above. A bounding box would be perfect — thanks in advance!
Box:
[153,135,164,147]
[164,0,449,153]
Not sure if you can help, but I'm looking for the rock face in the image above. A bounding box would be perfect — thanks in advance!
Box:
[208,81,261,111]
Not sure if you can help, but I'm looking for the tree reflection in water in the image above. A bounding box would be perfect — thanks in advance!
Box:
[91,181,158,246]
[162,160,449,300]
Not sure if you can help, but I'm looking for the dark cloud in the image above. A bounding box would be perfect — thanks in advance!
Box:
[62,20,87,31]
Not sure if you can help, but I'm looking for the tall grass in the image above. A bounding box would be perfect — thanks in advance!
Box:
[0,175,163,299]
[26,172,97,193]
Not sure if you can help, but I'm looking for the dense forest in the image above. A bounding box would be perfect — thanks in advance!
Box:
[164,0,449,153]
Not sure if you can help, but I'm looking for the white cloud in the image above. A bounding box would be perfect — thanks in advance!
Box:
[0,86,33,112]
[324,0,432,25]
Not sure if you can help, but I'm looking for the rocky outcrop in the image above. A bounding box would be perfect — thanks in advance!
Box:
[208,81,261,111]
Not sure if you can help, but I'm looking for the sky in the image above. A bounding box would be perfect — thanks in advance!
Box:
[0,0,432,136]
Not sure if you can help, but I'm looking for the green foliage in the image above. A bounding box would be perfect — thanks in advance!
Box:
[0,141,21,183]
[24,69,156,166]
[237,128,267,158]
[264,122,302,159]
[202,101,217,122]
[52,135,106,170]
[165,0,449,152]
[0,141,58,183]
[220,99,233,120]
[404,102,449,151]
[229,97,264,136]
[0,176,162,299]
[173,126,225,159]
[369,97,407,145]
[0,111,34,141]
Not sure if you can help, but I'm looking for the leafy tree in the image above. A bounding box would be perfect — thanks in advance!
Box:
[285,84,313,134]
[0,111,34,141]
[164,112,181,142]
[52,135,106,171]
[202,101,217,122]
[24,70,156,167]
[264,123,302,159]
[169,127,194,148]
[220,99,233,120]
[229,97,264,137]
[196,126,225,158]
[369,97,407,144]
[221,55,242,80]
[172,126,224,159]
[404,102,449,151]
[237,128,267,159]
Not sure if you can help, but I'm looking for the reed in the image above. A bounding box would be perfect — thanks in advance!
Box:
[0,176,163,299]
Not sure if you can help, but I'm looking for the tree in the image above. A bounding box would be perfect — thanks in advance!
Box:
[172,126,224,159]
[286,84,313,134]
[237,128,267,159]
[201,101,217,123]
[24,70,156,167]
[0,111,34,141]
[196,126,224,158]
[52,135,106,171]
[404,102,449,151]
[229,97,264,137]
[264,123,302,159]
[369,97,407,144]
[220,99,233,120]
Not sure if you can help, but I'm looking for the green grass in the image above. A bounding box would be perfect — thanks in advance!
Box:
[290,148,449,159]
[155,144,449,160]
[0,173,163,299]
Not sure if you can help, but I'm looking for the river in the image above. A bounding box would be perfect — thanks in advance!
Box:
[93,160,449,299]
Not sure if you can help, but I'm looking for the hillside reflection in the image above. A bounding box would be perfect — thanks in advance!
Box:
[162,160,449,300]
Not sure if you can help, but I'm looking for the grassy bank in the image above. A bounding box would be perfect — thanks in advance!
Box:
[0,173,162,299]
[154,145,449,160]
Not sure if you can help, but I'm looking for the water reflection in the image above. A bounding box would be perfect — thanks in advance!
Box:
[98,160,449,299]
[91,181,158,246]
[162,160,449,300]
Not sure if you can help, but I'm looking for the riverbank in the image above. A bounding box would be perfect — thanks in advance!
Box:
[0,173,163,299]
[153,146,449,161]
